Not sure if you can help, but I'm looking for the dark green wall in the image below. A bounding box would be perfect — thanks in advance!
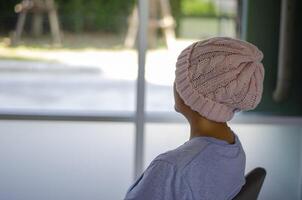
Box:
[245,0,302,116]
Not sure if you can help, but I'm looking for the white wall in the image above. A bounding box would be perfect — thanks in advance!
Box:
[0,120,301,200]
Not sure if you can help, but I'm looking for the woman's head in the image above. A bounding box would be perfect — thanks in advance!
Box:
[174,37,264,122]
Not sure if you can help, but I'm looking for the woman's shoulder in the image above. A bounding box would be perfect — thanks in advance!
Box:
[152,138,212,171]
[152,133,245,171]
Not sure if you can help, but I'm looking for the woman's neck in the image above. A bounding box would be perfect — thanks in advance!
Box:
[188,117,235,144]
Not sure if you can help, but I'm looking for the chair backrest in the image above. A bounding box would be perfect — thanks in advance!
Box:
[233,167,266,200]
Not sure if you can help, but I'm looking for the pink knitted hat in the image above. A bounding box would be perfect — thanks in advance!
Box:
[175,37,264,122]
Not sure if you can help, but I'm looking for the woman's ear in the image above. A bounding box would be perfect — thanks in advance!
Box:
[173,82,188,114]
[173,82,181,113]
[173,82,197,122]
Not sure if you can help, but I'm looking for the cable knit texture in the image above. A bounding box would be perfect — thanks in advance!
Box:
[175,37,265,122]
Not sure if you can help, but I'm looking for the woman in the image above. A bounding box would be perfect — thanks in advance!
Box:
[124,37,264,200]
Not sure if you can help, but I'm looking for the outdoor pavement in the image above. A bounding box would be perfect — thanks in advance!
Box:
[0,51,177,113]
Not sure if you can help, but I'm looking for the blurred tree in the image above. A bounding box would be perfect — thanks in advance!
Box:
[181,0,217,17]
[0,1,19,33]
[0,0,181,34]
[57,0,135,33]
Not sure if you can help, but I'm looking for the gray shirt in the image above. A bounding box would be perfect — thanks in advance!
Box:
[124,132,246,200]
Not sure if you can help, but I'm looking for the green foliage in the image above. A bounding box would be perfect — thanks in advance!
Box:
[57,0,135,33]
[57,0,182,34]
[181,0,217,17]
[0,0,19,32]
[0,0,182,34]
[170,0,182,35]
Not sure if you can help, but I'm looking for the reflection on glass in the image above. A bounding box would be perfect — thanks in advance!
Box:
[0,121,134,200]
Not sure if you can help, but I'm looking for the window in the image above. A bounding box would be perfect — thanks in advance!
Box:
[0,0,239,194]
[0,1,137,114]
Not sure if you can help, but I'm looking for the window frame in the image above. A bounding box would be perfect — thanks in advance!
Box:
[2,0,302,184]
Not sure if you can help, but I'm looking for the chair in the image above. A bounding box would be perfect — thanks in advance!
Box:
[233,167,267,200]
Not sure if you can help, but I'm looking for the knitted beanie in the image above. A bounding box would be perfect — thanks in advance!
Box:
[175,37,264,122]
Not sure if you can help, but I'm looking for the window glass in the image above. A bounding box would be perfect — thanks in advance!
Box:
[0,1,137,113]
[145,0,238,112]
[144,123,302,200]
[144,123,189,168]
